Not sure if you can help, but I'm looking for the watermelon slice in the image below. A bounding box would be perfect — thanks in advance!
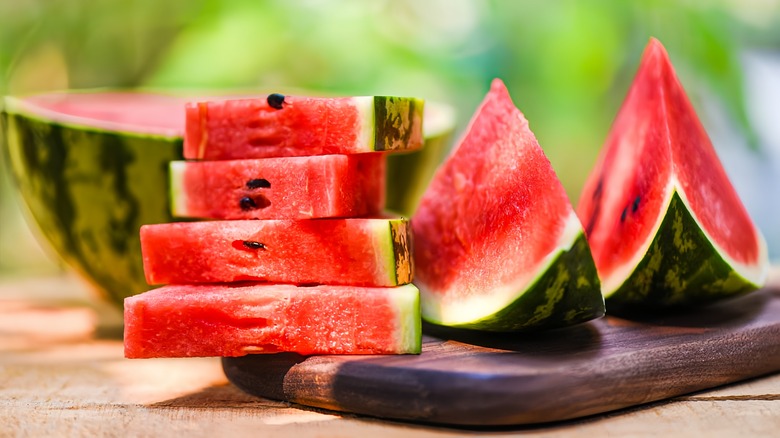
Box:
[124,283,421,357]
[141,217,412,287]
[184,95,424,160]
[577,38,769,311]
[170,153,385,220]
[413,79,604,332]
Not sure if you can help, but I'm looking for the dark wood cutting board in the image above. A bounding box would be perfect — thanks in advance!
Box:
[223,283,780,427]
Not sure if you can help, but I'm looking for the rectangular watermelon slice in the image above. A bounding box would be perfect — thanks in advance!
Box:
[124,283,422,357]
[170,154,385,220]
[184,94,424,160]
[140,217,412,287]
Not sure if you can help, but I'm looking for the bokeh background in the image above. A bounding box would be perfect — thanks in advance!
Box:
[2,0,780,276]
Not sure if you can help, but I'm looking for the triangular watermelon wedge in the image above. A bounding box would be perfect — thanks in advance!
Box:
[413,79,605,331]
[577,38,769,311]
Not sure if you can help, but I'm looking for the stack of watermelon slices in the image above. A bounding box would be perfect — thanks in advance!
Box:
[124,93,425,358]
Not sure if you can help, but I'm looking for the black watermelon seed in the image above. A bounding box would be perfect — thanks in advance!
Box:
[242,241,266,250]
[632,195,641,213]
[620,206,628,223]
[239,196,258,210]
[267,93,285,110]
[246,178,271,189]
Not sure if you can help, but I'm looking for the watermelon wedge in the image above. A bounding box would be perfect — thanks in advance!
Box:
[141,217,412,287]
[124,283,422,357]
[170,154,385,220]
[413,79,604,332]
[184,95,424,160]
[577,38,769,311]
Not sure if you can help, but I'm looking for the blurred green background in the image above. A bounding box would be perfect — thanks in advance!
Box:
[2,0,780,275]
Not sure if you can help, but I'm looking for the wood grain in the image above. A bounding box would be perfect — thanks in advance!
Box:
[223,284,780,426]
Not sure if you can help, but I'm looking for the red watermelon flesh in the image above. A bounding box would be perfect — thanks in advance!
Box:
[184,95,424,160]
[171,154,385,220]
[413,79,603,329]
[123,283,422,357]
[577,38,767,297]
[141,218,412,287]
[10,92,191,137]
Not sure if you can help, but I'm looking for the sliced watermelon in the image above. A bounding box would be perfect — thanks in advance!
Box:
[184,95,424,160]
[577,38,769,311]
[141,217,412,287]
[413,79,604,332]
[170,153,385,220]
[124,283,421,357]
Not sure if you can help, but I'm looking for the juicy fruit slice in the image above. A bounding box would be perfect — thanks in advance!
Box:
[413,79,604,332]
[170,154,385,220]
[577,38,769,311]
[141,217,412,287]
[184,95,424,160]
[124,283,422,357]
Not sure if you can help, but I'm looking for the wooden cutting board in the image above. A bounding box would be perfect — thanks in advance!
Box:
[223,284,780,427]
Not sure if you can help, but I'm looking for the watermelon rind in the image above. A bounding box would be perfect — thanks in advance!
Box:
[604,188,768,312]
[3,103,182,306]
[420,212,605,332]
[168,160,188,218]
[386,101,456,216]
[392,283,423,354]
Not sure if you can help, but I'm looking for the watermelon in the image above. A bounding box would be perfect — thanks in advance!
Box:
[577,38,769,311]
[2,90,435,307]
[3,93,187,305]
[170,153,385,220]
[184,95,424,160]
[385,101,456,216]
[141,217,412,287]
[413,79,604,332]
[124,283,422,357]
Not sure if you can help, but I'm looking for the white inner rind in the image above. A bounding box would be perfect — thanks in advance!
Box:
[3,96,182,139]
[353,96,375,152]
[421,210,585,325]
[602,177,769,297]
[390,284,422,353]
[168,161,188,218]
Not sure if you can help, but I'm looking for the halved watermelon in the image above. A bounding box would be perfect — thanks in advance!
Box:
[577,38,769,311]
[124,282,421,357]
[413,79,604,331]
[184,95,424,160]
[141,217,412,287]
[170,153,385,220]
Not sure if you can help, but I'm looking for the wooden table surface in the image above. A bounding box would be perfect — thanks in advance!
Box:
[1,272,779,437]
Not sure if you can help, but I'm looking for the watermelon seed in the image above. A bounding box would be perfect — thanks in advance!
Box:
[246,178,271,189]
[267,93,286,110]
[620,207,628,222]
[240,196,258,210]
[632,195,641,213]
[242,241,266,250]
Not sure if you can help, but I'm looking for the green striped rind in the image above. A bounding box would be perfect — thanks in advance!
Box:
[392,283,422,354]
[388,218,413,285]
[606,192,762,313]
[439,233,605,332]
[373,96,424,153]
[3,110,182,306]
[386,102,456,216]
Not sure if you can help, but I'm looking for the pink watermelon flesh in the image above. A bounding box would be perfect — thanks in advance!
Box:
[172,154,385,220]
[140,218,412,287]
[12,92,190,137]
[123,283,421,357]
[413,79,593,326]
[576,38,765,291]
[184,95,423,160]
